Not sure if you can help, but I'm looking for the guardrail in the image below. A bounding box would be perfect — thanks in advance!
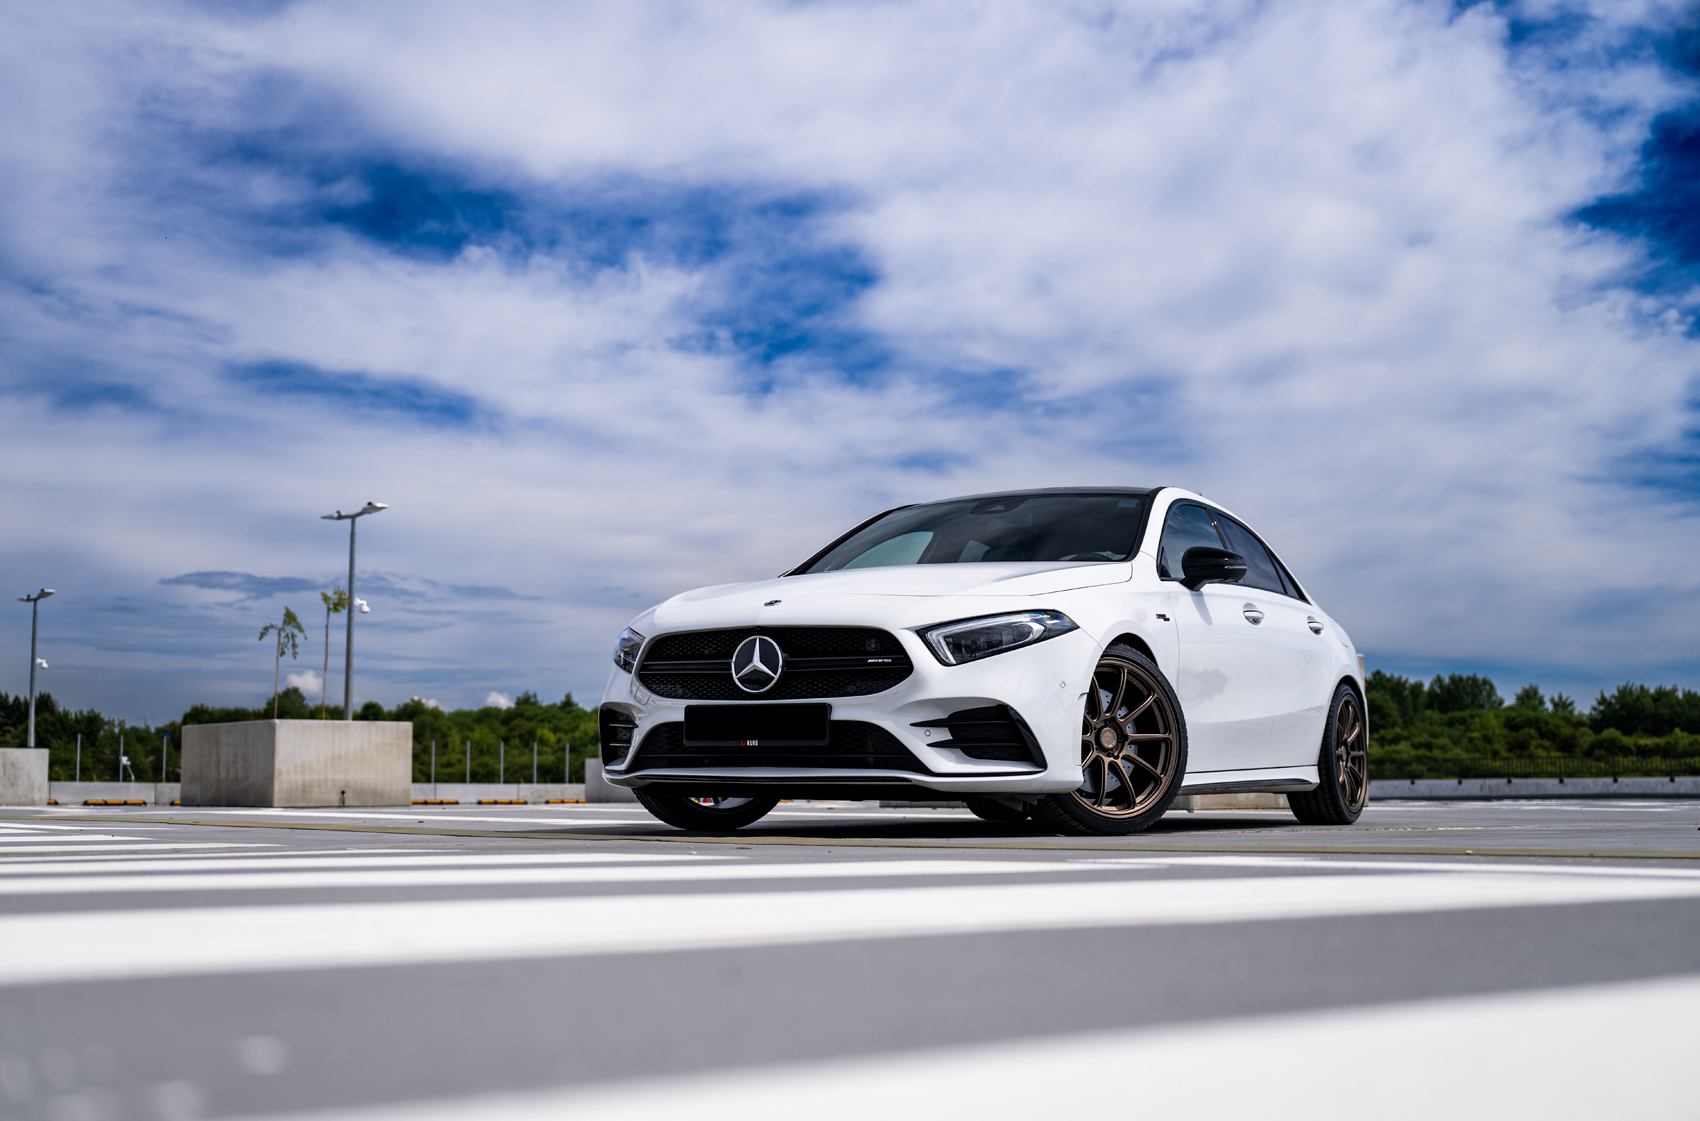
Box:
[1369,756,1700,782]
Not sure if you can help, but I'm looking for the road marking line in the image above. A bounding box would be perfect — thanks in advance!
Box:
[0,852,728,876]
[257,974,1700,1121]
[1080,855,1700,879]
[0,843,281,856]
[0,858,1089,895]
[0,871,1695,986]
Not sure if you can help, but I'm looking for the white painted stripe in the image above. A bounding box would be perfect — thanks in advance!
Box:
[0,834,147,843]
[1083,855,1700,880]
[0,847,391,865]
[0,843,279,856]
[0,852,725,876]
[175,809,663,826]
[0,822,99,831]
[0,858,1085,895]
[0,871,1695,987]
[262,974,1700,1121]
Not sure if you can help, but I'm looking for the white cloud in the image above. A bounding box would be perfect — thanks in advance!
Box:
[1,0,1697,714]
[285,669,324,697]
[485,692,513,710]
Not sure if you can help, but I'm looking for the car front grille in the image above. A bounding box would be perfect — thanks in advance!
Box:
[636,627,914,700]
[628,721,929,772]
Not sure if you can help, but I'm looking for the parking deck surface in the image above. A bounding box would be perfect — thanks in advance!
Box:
[0,799,1694,1120]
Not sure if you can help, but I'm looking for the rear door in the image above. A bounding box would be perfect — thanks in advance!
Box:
[1157,503,1272,774]
[1214,513,1334,765]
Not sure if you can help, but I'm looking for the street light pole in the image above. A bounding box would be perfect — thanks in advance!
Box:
[17,589,54,749]
[320,503,387,722]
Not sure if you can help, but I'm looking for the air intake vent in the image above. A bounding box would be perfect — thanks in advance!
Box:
[629,721,929,773]
[911,705,1043,766]
[599,708,637,767]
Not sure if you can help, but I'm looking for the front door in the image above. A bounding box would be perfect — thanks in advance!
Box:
[1157,502,1272,774]
[1213,512,1335,766]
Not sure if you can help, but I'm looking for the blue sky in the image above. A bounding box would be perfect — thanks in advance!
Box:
[1,0,1697,722]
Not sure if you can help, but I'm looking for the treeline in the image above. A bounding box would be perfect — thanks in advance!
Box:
[2,687,602,784]
[0,691,172,783]
[1367,673,1700,759]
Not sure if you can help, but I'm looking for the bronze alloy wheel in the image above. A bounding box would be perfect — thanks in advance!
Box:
[1032,644,1187,836]
[1332,691,1368,812]
[1290,684,1368,825]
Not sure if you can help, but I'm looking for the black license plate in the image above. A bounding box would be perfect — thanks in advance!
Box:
[683,704,831,748]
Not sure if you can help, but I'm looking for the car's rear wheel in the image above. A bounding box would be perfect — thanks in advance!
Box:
[1031,645,1187,836]
[634,792,781,831]
[1289,684,1367,825]
[963,795,1029,823]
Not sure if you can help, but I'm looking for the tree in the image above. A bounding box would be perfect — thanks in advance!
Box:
[1427,673,1503,714]
[318,586,350,719]
[258,607,308,720]
[1513,684,1546,710]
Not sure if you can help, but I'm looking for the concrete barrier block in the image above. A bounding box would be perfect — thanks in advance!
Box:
[0,749,48,805]
[407,784,586,803]
[1172,792,1291,811]
[181,721,411,807]
[50,782,180,805]
[585,759,638,803]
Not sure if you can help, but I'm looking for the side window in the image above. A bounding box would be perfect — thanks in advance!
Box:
[1157,504,1225,580]
[1215,514,1286,595]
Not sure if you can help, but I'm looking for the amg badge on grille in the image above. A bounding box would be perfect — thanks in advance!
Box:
[731,634,785,693]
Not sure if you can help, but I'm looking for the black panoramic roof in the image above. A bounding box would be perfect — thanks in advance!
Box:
[916,486,1163,507]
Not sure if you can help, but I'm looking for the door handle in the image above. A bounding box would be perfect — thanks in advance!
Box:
[1242,605,1264,625]
[1307,616,1324,634]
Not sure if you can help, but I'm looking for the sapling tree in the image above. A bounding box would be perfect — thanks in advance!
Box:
[259,607,308,720]
[318,586,350,719]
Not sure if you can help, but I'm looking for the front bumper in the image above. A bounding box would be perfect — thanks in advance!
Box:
[599,625,1096,796]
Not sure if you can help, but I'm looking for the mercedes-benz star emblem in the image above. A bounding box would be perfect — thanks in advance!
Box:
[731,635,784,694]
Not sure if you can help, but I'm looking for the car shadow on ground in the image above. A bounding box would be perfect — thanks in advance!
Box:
[545,811,1304,841]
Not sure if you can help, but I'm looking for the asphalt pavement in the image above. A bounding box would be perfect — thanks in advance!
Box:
[0,799,1695,1120]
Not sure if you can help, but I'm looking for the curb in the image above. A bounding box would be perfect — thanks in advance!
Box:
[478,799,527,805]
[412,799,459,805]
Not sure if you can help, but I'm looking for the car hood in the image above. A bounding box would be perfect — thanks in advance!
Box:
[646,562,1130,631]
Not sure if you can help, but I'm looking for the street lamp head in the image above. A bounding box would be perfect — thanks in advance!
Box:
[17,589,54,603]
[321,503,388,521]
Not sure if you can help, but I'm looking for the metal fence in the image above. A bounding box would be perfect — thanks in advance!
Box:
[1368,756,1700,782]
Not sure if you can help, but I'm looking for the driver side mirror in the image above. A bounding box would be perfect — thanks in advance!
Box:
[1181,546,1247,590]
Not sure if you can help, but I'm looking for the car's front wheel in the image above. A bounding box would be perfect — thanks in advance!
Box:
[1288,684,1368,825]
[635,792,781,831]
[1031,644,1187,836]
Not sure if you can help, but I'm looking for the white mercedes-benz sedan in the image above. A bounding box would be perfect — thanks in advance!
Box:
[599,487,1367,835]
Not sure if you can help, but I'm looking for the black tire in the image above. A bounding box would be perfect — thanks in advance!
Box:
[1289,683,1368,825]
[963,795,1029,823]
[1031,644,1187,836]
[635,792,781,831]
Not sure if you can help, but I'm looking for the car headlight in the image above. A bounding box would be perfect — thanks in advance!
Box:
[919,611,1078,666]
[613,627,645,673]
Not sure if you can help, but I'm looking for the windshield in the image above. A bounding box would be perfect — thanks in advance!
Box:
[799,493,1148,574]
